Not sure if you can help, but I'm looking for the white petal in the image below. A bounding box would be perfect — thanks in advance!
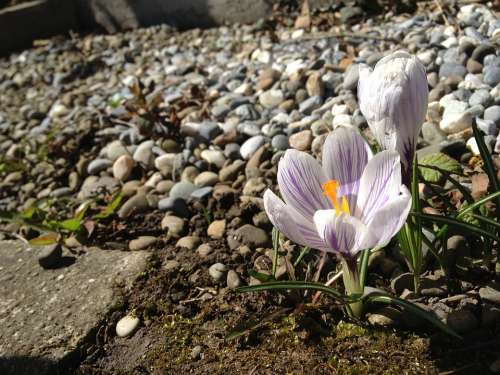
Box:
[322,127,373,210]
[277,149,330,219]
[263,190,326,250]
[364,185,412,249]
[356,150,401,223]
[313,210,370,258]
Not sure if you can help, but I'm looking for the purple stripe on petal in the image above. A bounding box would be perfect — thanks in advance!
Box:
[277,150,330,219]
[356,150,401,224]
[322,127,372,211]
[263,189,326,250]
[313,210,368,258]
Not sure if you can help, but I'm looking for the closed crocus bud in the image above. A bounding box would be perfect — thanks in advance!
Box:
[358,50,428,185]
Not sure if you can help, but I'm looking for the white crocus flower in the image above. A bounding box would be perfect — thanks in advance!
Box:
[263,127,411,317]
[358,50,428,184]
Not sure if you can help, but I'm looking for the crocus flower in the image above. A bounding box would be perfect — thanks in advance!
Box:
[264,127,411,263]
[263,127,411,315]
[357,51,428,184]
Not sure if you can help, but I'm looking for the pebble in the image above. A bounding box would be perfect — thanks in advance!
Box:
[479,285,500,305]
[129,236,157,250]
[161,215,186,237]
[271,134,289,150]
[118,194,149,218]
[343,64,359,90]
[259,90,284,109]
[289,130,312,151]
[240,136,266,160]
[200,149,226,168]
[227,270,242,289]
[133,141,154,167]
[440,101,472,133]
[158,197,190,217]
[209,263,228,282]
[194,171,219,187]
[113,155,135,181]
[234,224,270,248]
[207,219,226,239]
[169,181,197,200]
[176,236,200,250]
[87,158,112,175]
[484,105,500,125]
[116,315,140,337]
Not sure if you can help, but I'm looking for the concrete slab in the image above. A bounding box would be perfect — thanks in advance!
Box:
[0,240,149,374]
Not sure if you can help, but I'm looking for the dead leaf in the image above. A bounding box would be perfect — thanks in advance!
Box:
[471,173,489,200]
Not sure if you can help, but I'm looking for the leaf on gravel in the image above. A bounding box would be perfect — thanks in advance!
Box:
[93,192,124,220]
[471,173,489,200]
[29,232,59,246]
[419,153,462,183]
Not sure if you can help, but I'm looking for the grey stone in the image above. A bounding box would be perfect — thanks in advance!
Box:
[299,96,323,115]
[439,63,467,79]
[169,181,197,200]
[259,90,284,109]
[190,187,213,200]
[477,118,497,136]
[240,135,266,160]
[233,224,270,248]
[129,236,158,251]
[209,263,228,282]
[118,194,149,218]
[0,240,148,373]
[484,66,500,87]
[198,122,222,141]
[421,122,446,144]
[343,64,359,90]
[87,158,112,175]
[224,143,241,160]
[468,89,492,107]
[158,197,190,217]
[484,105,500,125]
[271,134,289,150]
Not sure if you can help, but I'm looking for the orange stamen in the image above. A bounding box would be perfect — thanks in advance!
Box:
[322,179,350,215]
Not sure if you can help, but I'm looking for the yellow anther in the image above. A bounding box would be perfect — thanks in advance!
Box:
[322,179,350,216]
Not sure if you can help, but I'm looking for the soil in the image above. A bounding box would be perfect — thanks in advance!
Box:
[73,207,500,375]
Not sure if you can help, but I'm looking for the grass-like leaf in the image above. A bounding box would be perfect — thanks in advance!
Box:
[237,280,351,303]
[366,292,461,339]
[413,212,500,243]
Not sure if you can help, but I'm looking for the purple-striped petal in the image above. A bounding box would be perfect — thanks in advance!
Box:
[313,210,369,258]
[364,185,412,249]
[358,51,428,173]
[356,150,401,223]
[263,190,326,250]
[322,127,373,210]
[277,149,330,219]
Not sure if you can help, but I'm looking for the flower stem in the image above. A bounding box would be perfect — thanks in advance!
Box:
[341,258,363,319]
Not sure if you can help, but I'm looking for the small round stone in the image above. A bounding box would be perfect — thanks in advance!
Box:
[227,270,242,289]
[209,263,228,282]
[116,315,140,337]
[113,155,135,181]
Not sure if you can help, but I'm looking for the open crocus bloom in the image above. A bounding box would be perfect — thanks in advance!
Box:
[358,51,428,183]
[263,127,411,264]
